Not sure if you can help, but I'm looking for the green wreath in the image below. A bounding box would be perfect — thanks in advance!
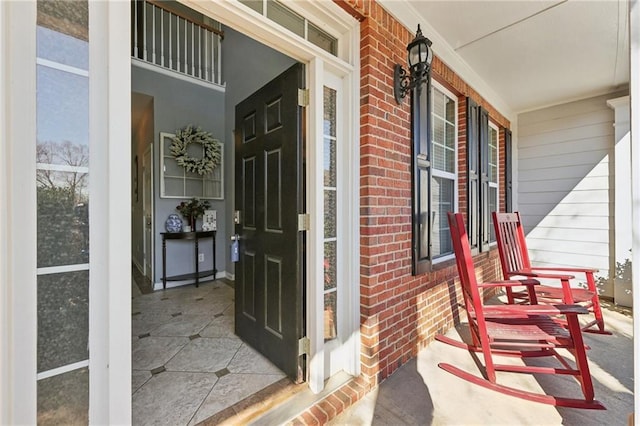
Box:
[170,125,221,175]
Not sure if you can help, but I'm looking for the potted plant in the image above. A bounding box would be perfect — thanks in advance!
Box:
[176,198,211,231]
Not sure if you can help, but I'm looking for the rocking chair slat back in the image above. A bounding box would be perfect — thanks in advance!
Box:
[494,212,529,274]
[492,211,609,334]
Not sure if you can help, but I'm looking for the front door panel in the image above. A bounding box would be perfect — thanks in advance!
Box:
[234,63,305,381]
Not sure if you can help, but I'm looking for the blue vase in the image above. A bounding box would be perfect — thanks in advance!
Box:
[165,214,183,233]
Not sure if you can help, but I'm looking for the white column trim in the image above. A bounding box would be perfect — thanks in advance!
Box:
[344,20,361,377]
[629,0,640,420]
[607,95,632,304]
[307,57,325,393]
[0,2,37,424]
[106,2,132,421]
[0,4,8,421]
[88,2,131,424]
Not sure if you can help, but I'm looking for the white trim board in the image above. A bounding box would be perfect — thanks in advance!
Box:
[88,2,132,424]
[1,2,38,424]
[628,0,639,417]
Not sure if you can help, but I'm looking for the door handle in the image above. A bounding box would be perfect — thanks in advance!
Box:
[231,234,240,241]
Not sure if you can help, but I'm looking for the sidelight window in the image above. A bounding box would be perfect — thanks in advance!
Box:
[323,86,338,341]
[36,1,90,422]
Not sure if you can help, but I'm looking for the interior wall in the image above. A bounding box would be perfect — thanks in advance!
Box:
[130,25,296,286]
[131,93,154,274]
[517,89,628,294]
[221,26,296,277]
[132,66,226,282]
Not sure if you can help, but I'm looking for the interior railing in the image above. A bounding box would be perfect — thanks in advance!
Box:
[131,0,223,85]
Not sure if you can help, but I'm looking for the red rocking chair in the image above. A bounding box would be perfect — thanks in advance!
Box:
[436,212,604,409]
[492,212,608,334]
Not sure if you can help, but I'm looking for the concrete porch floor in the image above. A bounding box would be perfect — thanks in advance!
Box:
[327,300,634,426]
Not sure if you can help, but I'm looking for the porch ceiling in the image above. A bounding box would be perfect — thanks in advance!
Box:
[382,0,629,114]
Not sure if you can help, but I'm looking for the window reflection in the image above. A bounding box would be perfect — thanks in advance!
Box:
[37,26,89,69]
[37,271,89,372]
[323,86,338,342]
[37,170,89,268]
[324,292,337,341]
[37,66,89,155]
[37,367,89,425]
[488,125,499,242]
[37,0,90,422]
[430,87,456,259]
[324,241,337,291]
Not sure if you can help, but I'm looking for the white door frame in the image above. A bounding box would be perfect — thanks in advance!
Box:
[181,0,361,393]
[143,144,154,279]
[1,2,38,423]
[89,2,132,424]
[629,0,639,414]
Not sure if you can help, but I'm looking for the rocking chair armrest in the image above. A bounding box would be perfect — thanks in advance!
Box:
[529,266,598,275]
[508,270,575,281]
[478,279,540,289]
[484,303,589,316]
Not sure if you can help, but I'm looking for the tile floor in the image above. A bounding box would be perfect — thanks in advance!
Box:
[131,278,286,425]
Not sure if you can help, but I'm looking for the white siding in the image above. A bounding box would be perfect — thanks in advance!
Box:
[517,92,626,295]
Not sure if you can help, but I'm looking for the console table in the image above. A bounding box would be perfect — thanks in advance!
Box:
[161,231,216,289]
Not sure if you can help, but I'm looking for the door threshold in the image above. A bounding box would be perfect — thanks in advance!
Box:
[198,372,355,425]
[197,378,304,425]
[247,372,354,425]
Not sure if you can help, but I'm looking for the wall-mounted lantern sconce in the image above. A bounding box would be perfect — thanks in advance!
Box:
[394,25,434,104]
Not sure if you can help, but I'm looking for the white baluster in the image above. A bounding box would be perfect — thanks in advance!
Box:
[142,1,147,61]
[151,4,156,64]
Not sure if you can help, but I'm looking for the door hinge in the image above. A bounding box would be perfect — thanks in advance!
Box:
[298,336,310,356]
[298,213,310,231]
[298,88,309,107]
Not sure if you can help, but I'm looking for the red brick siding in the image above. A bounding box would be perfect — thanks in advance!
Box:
[292,1,509,423]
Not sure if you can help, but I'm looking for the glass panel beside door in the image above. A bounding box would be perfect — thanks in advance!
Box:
[36,1,90,423]
[323,86,338,342]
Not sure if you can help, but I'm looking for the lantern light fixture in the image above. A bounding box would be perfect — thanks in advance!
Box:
[394,25,433,104]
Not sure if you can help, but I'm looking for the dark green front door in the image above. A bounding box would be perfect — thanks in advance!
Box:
[234,63,305,381]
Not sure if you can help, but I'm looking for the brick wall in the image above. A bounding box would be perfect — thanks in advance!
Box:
[291,1,510,423]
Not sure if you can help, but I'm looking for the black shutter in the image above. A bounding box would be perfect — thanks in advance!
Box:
[479,107,490,252]
[505,129,513,212]
[412,77,432,275]
[466,98,480,253]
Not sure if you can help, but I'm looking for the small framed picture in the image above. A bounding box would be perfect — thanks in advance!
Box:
[202,209,217,231]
